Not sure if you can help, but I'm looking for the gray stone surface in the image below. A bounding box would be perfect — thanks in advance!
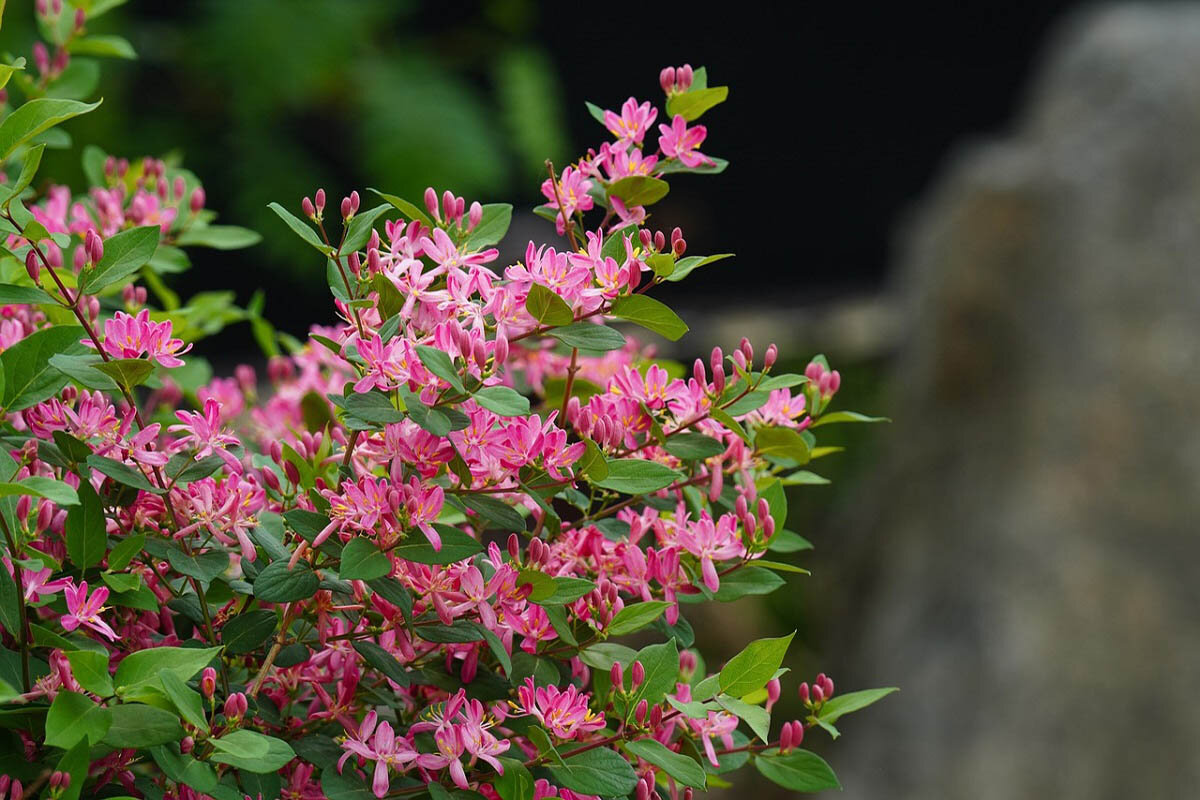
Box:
[832,5,1200,798]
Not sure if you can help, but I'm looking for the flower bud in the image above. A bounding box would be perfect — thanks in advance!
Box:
[224,691,247,720]
[33,43,49,76]
[678,64,694,92]
[812,683,825,703]
[739,337,753,364]
[611,661,624,690]
[712,363,726,395]
[635,699,648,724]
[350,190,360,214]
[653,230,666,252]
[24,250,39,283]
[454,196,465,223]
[442,190,455,223]
[104,156,115,178]
[766,678,781,711]
[631,660,645,690]
[424,186,439,221]
[74,7,85,30]
[85,229,103,264]
[347,251,361,276]
[660,66,677,94]
[636,777,651,800]
[693,358,707,385]
[314,188,326,215]
[180,735,194,754]
[187,187,205,214]
[493,331,509,367]
[45,242,62,268]
[798,681,810,703]
[468,201,482,230]
[340,196,353,219]
[764,343,778,370]
[200,666,217,698]
[780,720,794,751]
[73,245,87,271]
[710,346,723,374]
[821,674,834,699]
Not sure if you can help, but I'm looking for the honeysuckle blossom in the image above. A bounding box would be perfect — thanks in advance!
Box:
[91,308,192,367]
[513,679,605,740]
[658,113,714,168]
[603,97,658,148]
[60,580,117,640]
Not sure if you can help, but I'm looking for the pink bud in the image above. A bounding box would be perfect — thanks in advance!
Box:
[35,0,47,17]
[51,0,62,15]
[33,43,49,76]
[740,337,753,364]
[812,683,825,703]
[350,190,360,214]
[673,236,687,257]
[367,247,382,275]
[710,346,723,374]
[631,660,645,690]
[679,649,697,675]
[654,230,666,252]
[798,682,810,703]
[468,201,482,230]
[821,675,834,699]
[424,187,439,221]
[24,250,39,283]
[442,190,455,223]
[314,188,326,214]
[791,720,805,748]
[180,735,194,754]
[200,667,216,698]
[347,251,361,276]
[74,7,85,30]
[187,187,205,214]
[103,156,115,178]
[340,196,352,219]
[712,364,726,395]
[72,245,87,271]
[693,358,707,385]
[636,777,651,800]
[172,176,185,202]
[678,64,694,92]
[780,721,793,751]
[639,228,653,250]
[683,788,693,800]
[493,331,509,366]
[764,343,778,370]
[86,229,103,264]
[454,196,465,223]
[611,661,624,690]
[635,699,648,724]
[660,66,677,94]
[766,678,781,710]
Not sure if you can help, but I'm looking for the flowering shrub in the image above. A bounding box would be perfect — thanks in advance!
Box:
[0,5,895,799]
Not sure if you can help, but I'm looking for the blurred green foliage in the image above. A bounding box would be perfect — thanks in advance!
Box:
[4,0,569,327]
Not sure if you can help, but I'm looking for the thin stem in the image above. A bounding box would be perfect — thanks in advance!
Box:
[545,160,581,250]
[0,515,31,692]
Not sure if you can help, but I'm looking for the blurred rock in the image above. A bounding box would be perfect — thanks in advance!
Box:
[833,5,1200,798]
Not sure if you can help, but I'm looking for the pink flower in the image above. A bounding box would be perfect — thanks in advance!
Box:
[603,97,658,149]
[540,167,594,234]
[657,114,713,169]
[513,678,605,740]
[92,309,191,368]
[168,397,243,471]
[338,712,419,798]
[418,228,498,275]
[676,512,744,592]
[60,580,117,641]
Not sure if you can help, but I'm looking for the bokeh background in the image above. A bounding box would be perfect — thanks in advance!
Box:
[11,0,1199,796]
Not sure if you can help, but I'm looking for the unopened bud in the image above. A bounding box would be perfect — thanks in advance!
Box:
[180,735,194,754]
[424,187,439,221]
[766,678,781,710]
[635,699,648,724]
[764,343,778,370]
[340,196,352,219]
[314,188,326,214]
[631,660,645,690]
[74,7,85,30]
[798,682,810,703]
[468,201,482,230]
[350,190,360,214]
[24,250,39,283]
[660,66,677,94]
[710,346,723,374]
[190,187,206,214]
[678,64,694,92]
[200,667,216,698]
[611,662,624,690]
[347,251,361,276]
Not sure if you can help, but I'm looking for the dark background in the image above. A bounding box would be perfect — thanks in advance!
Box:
[15,0,1078,349]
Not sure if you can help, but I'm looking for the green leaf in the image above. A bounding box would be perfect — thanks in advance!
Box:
[340,204,390,254]
[547,322,626,351]
[664,253,734,283]
[536,577,596,606]
[472,385,530,417]
[150,746,218,793]
[719,632,794,698]
[0,97,100,161]
[0,57,26,93]
[811,410,890,427]
[461,494,526,533]
[625,739,706,789]
[254,560,320,603]
[209,729,296,773]
[91,358,154,391]
[595,460,681,494]
[174,224,262,250]
[65,480,105,568]
[666,86,729,122]
[48,352,119,392]
[548,746,639,797]
[817,687,899,725]
[0,142,44,205]
[55,740,90,800]
[415,344,466,394]
[663,432,725,461]
[392,525,481,565]
[2,324,87,410]
[755,426,812,464]
[68,34,136,59]
[610,294,688,341]
[463,203,513,249]
[221,609,278,654]
[45,690,111,749]
[107,532,145,571]
[368,188,434,230]
[267,201,331,254]
[493,756,535,800]
[0,568,18,638]
[0,475,79,506]
[102,703,184,748]
[0,282,54,304]
[754,749,840,792]
[159,670,209,733]
[339,537,392,581]
[65,650,113,696]
[342,390,404,424]
[715,693,771,741]
[627,639,678,711]
[87,454,163,494]
[81,226,160,293]
[113,646,221,696]
[352,640,410,687]
[606,601,671,636]
[525,283,573,326]
[607,175,670,207]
